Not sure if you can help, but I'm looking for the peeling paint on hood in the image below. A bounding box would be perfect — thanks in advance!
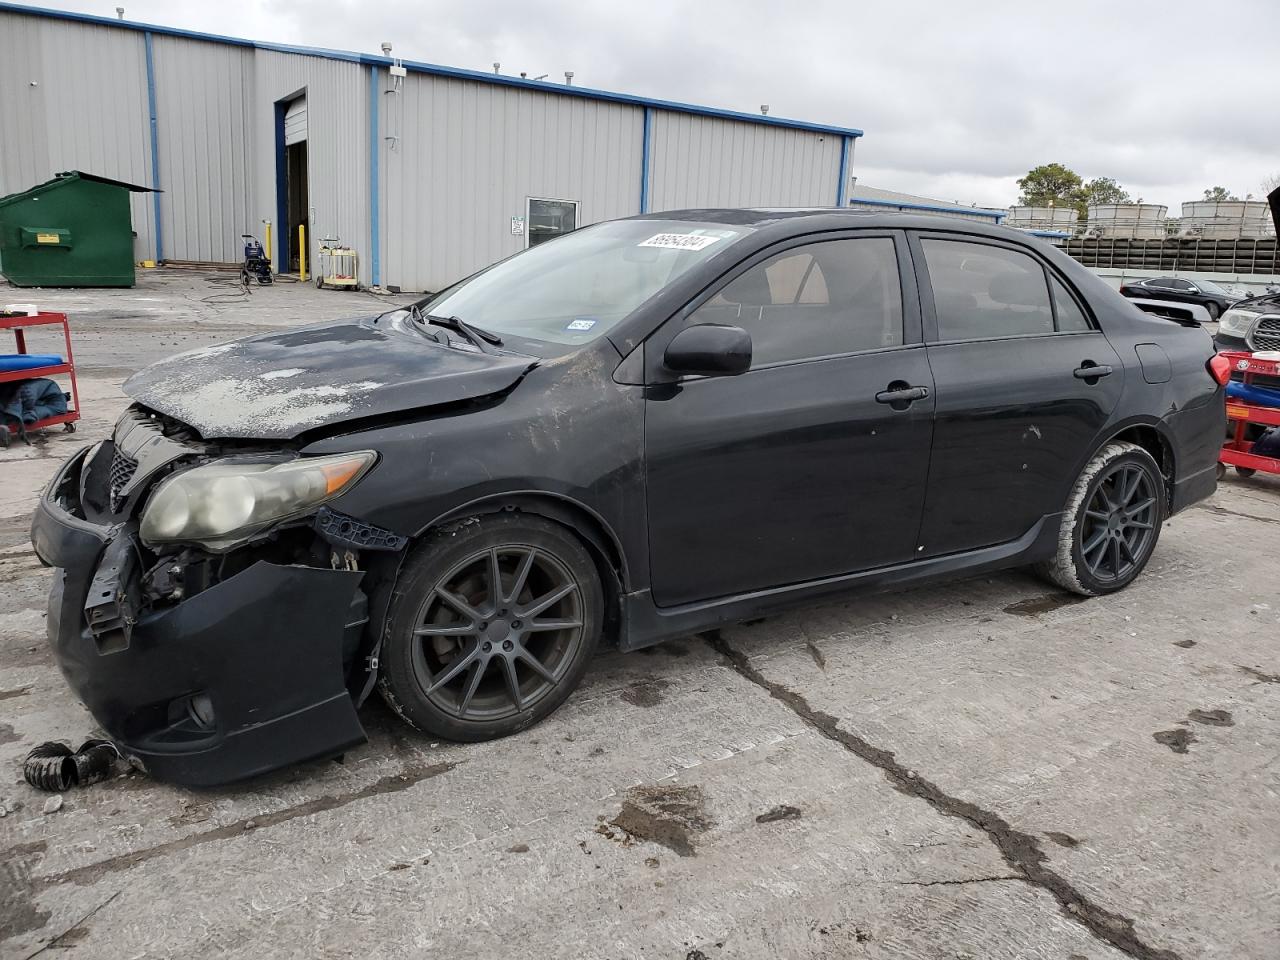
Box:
[124,313,537,440]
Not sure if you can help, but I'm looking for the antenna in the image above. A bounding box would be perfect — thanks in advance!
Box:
[564,71,574,85]
[116,6,124,18]
[493,62,501,74]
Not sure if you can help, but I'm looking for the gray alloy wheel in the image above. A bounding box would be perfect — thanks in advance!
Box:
[1036,441,1165,596]
[377,513,603,742]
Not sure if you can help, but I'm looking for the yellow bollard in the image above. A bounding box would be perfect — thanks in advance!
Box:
[263,221,272,273]
[298,224,307,282]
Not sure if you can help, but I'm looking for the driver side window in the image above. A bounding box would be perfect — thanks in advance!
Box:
[687,237,904,367]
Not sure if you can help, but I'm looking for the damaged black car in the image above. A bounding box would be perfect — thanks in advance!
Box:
[32,209,1226,786]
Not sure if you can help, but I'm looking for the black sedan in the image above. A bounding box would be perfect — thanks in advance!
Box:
[1119,276,1239,320]
[32,209,1226,785]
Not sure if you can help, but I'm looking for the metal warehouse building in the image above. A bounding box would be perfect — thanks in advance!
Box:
[0,3,864,292]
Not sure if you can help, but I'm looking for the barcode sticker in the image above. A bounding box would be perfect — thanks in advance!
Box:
[639,233,722,251]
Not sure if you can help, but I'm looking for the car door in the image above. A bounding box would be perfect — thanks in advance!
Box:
[1167,278,1199,306]
[910,233,1123,558]
[643,232,935,607]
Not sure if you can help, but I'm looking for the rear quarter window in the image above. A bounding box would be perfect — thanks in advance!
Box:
[922,239,1053,341]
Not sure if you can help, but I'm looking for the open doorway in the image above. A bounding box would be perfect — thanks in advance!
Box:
[275,93,309,272]
[285,141,308,272]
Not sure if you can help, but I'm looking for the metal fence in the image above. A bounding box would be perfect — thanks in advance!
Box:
[1062,237,1279,275]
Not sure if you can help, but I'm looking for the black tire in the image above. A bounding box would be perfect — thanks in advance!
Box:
[1034,441,1165,596]
[1216,462,1227,481]
[377,513,603,742]
[1205,302,1220,321]
[1235,466,1256,478]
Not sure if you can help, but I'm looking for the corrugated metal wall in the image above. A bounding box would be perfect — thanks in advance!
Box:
[380,75,644,292]
[647,112,843,212]
[151,36,255,262]
[0,11,157,261]
[252,50,370,283]
[2,8,857,292]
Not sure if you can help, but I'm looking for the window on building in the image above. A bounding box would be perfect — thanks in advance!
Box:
[1050,276,1091,332]
[527,198,578,247]
[687,237,903,366]
[922,239,1054,340]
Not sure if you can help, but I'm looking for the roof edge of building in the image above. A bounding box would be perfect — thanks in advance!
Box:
[0,2,864,139]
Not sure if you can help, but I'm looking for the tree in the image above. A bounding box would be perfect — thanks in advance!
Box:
[1082,177,1132,206]
[1262,174,1280,196]
[1202,186,1241,202]
[1080,177,1134,218]
[1016,163,1084,209]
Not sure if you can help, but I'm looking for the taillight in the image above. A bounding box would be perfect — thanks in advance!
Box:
[1208,353,1231,386]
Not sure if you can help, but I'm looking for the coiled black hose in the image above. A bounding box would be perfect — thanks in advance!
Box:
[23,738,124,792]
[23,741,76,792]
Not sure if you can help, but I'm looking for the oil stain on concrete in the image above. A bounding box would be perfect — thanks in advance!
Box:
[620,678,670,708]
[1153,729,1197,754]
[1002,594,1088,617]
[607,784,713,857]
[1188,709,1234,727]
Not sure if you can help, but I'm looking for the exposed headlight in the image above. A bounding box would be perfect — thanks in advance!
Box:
[140,451,375,550]
[1218,309,1258,337]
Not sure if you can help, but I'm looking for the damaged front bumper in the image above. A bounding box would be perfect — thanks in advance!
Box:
[32,446,371,787]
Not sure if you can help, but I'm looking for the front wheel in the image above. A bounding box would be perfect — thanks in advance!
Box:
[1205,302,1220,321]
[1035,441,1165,596]
[377,514,603,742]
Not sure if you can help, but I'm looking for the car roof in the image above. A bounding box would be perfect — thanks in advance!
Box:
[630,207,1033,242]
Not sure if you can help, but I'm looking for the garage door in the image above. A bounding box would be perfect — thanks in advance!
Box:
[284,97,307,145]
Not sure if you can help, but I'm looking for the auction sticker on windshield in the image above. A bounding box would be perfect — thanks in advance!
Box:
[639,233,723,251]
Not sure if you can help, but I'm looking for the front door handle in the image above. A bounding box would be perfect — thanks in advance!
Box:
[1073,362,1114,381]
[875,383,930,406]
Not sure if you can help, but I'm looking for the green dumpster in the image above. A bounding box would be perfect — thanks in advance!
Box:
[0,171,158,288]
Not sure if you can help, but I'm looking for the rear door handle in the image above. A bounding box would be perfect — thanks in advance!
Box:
[1073,362,1113,381]
[875,384,930,405]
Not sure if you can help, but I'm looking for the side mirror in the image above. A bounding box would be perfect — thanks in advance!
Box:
[664,324,752,377]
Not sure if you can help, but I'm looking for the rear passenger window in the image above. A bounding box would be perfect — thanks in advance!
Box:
[1050,276,1091,332]
[922,239,1053,341]
[689,238,903,366]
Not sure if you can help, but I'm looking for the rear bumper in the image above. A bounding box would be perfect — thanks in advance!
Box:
[32,447,369,787]
[1213,332,1250,352]
[1170,462,1218,515]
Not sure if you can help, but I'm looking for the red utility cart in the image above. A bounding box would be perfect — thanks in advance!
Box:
[1,311,81,446]
[1218,350,1280,479]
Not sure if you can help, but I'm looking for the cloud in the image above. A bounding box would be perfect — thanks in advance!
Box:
[31,0,1280,208]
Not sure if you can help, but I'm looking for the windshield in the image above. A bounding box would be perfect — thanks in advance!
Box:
[420,219,750,346]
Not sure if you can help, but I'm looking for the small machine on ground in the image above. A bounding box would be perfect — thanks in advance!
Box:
[240,234,273,286]
[316,237,359,290]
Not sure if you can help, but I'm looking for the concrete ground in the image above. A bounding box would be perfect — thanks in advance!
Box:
[1,270,1277,960]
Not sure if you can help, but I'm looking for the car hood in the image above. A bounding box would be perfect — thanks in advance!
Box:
[124,313,538,440]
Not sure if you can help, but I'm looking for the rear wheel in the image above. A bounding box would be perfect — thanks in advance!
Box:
[1205,302,1220,321]
[1035,441,1165,596]
[377,514,603,742]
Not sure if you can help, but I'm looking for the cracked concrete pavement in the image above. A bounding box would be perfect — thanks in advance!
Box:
[2,271,1278,959]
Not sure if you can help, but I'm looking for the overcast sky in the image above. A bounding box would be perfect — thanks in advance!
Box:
[29,0,1280,210]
